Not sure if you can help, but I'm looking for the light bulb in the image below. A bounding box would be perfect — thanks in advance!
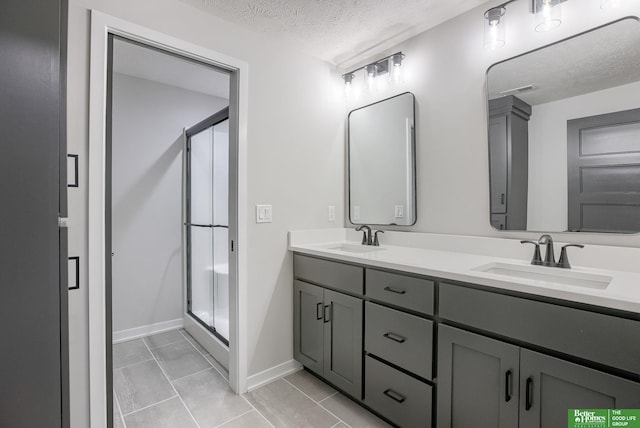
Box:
[390,53,405,84]
[484,7,506,49]
[535,0,561,32]
[365,64,377,91]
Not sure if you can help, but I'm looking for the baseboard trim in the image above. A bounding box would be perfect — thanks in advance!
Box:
[113,318,184,343]
[246,359,303,391]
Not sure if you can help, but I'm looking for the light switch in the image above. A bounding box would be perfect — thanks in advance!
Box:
[353,206,360,221]
[395,205,404,218]
[256,204,272,223]
[328,205,336,222]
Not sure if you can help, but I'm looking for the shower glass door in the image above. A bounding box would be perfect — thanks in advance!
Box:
[186,108,229,345]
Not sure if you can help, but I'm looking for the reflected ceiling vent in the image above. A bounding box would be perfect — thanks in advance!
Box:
[500,85,537,97]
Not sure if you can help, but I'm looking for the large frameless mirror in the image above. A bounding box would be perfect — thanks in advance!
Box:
[348,92,416,226]
[486,17,640,233]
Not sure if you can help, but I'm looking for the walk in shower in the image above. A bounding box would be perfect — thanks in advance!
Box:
[186,108,230,345]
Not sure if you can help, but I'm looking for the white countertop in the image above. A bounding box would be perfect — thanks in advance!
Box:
[289,231,640,315]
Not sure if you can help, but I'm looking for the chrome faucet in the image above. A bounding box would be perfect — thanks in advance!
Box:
[356,225,372,245]
[521,234,584,269]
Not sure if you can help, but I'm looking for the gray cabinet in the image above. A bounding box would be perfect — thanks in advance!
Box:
[293,280,363,398]
[489,96,531,230]
[437,325,519,428]
[438,325,640,428]
[519,349,640,428]
[364,355,432,428]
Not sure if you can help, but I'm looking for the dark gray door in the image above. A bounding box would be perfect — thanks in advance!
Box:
[323,289,363,399]
[437,325,519,428]
[293,280,324,375]
[519,349,640,428]
[567,108,640,232]
[0,0,68,426]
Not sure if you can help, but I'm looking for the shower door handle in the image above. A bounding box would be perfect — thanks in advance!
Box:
[184,223,229,228]
[184,222,213,228]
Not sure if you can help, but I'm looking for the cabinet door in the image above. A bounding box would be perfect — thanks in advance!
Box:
[293,280,324,375]
[520,349,640,428]
[437,325,520,428]
[489,115,508,214]
[323,289,363,399]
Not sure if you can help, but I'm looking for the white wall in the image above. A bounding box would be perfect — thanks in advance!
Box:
[344,0,640,247]
[111,73,227,333]
[66,1,344,426]
[527,80,640,231]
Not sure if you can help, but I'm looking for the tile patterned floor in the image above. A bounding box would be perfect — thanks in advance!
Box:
[113,329,391,428]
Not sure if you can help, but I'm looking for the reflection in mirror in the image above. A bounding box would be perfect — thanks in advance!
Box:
[487,18,640,233]
[348,92,416,225]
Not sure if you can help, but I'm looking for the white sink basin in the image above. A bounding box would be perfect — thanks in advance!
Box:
[473,262,612,289]
[326,244,387,253]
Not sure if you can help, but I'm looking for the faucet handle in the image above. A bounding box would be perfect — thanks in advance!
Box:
[520,240,543,265]
[557,244,584,269]
[373,230,385,246]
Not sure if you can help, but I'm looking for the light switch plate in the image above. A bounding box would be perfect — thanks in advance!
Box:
[256,204,272,223]
[353,206,360,221]
[395,205,405,218]
[328,205,336,222]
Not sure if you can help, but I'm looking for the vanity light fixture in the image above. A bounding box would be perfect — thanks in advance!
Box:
[533,0,566,32]
[482,0,570,50]
[484,6,507,49]
[342,72,355,96]
[390,52,406,83]
[340,51,406,94]
[365,63,378,90]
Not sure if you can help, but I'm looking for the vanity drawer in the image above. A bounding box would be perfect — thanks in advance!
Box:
[294,254,363,295]
[366,269,434,315]
[364,355,432,428]
[365,302,433,379]
[439,282,640,376]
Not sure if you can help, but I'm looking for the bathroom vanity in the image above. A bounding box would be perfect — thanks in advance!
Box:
[290,232,640,428]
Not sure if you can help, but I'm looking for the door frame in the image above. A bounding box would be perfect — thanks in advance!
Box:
[88,11,248,427]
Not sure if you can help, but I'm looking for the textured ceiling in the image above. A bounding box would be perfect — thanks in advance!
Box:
[180,0,489,67]
[488,18,640,106]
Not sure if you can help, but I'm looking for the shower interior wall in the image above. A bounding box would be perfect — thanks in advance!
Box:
[111,71,229,338]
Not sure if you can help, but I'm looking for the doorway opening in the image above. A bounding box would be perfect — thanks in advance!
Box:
[106,35,237,426]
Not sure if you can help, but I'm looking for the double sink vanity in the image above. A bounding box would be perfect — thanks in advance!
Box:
[289,229,640,428]
[298,15,640,428]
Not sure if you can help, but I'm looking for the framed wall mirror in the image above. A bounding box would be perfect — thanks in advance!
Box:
[486,17,640,233]
[348,92,416,226]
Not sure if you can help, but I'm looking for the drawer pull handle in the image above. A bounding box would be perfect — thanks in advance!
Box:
[525,377,533,411]
[383,332,406,344]
[383,388,406,403]
[383,286,406,295]
[505,370,512,402]
[316,302,322,320]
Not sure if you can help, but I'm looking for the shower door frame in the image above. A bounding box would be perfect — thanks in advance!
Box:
[185,108,230,346]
